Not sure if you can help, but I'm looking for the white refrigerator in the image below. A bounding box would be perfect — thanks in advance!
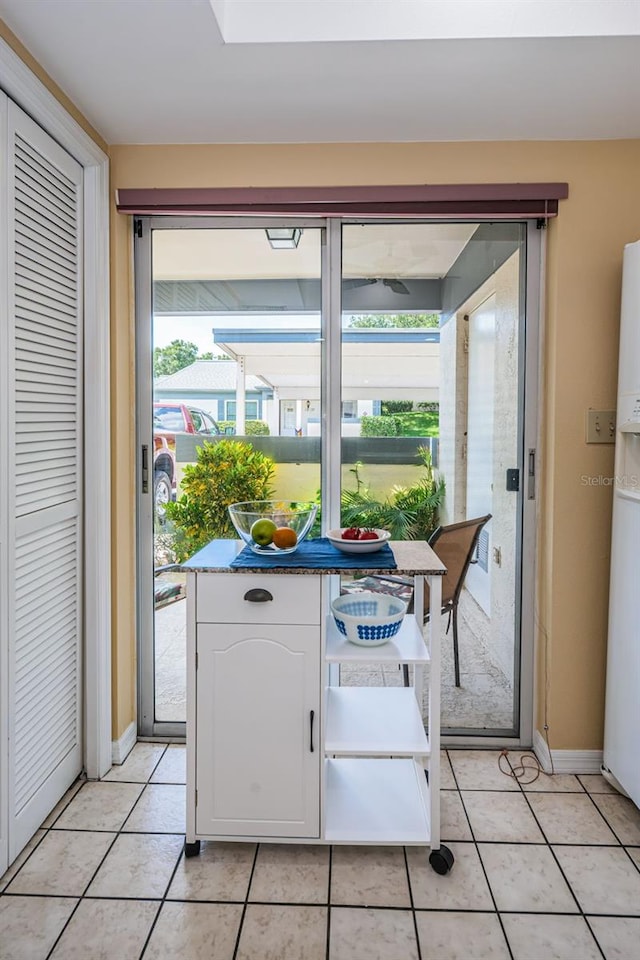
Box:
[603,238,640,806]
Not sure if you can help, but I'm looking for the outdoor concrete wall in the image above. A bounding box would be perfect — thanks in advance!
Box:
[440,253,519,682]
[491,254,520,680]
[438,311,468,526]
[109,138,640,753]
[175,461,431,506]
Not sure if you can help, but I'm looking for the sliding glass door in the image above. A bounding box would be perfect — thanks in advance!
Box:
[136,217,539,743]
[136,221,323,734]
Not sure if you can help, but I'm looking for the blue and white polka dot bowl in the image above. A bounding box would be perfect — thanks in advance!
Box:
[331,591,407,646]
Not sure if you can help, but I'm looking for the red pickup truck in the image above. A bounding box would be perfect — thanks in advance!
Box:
[153,403,223,518]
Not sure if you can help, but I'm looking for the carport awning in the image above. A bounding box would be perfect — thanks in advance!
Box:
[214,328,440,401]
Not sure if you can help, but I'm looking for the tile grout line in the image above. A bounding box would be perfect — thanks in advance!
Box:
[103,742,170,785]
[402,845,422,960]
[583,915,613,960]
[6,745,168,959]
[325,845,333,960]
[451,751,515,960]
[0,779,81,893]
[231,841,260,960]
[138,835,187,959]
[581,783,635,848]
[516,770,609,958]
[43,826,122,959]
[3,749,637,957]
[43,744,173,960]
[504,752,608,960]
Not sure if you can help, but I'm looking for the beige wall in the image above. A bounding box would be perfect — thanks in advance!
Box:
[110,140,640,748]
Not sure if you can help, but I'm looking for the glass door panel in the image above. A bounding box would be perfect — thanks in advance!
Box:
[149,225,322,728]
[338,221,526,737]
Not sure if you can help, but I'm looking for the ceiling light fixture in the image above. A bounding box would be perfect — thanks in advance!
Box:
[265,227,303,250]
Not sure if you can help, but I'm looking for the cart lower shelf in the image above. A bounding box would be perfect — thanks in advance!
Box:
[324,757,430,844]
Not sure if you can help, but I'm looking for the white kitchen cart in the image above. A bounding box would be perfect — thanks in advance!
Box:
[182,539,453,874]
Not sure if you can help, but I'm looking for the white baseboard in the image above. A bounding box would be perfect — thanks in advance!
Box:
[533,729,604,775]
[111,722,137,766]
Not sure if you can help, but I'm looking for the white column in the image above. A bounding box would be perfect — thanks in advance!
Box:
[235,355,246,436]
[269,387,280,436]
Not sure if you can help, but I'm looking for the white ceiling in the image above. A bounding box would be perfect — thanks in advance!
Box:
[152,224,478,280]
[0,0,639,144]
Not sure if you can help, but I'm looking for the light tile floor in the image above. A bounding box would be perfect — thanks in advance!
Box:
[2,745,640,959]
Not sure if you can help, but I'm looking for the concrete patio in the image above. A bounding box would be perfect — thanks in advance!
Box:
[154,585,513,732]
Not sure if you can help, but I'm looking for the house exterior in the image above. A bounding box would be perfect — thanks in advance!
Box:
[154,359,272,424]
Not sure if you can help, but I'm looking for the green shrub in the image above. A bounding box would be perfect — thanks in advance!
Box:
[381,400,413,415]
[166,439,275,561]
[416,402,439,413]
[218,420,270,436]
[340,447,445,541]
[360,414,399,437]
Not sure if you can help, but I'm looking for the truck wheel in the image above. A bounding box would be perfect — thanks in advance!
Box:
[154,471,172,522]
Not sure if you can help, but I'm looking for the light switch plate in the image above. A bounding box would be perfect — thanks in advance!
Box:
[586,409,616,444]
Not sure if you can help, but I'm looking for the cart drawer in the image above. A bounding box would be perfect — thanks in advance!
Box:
[196,573,321,624]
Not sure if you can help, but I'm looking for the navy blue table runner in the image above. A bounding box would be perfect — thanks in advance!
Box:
[229,537,397,570]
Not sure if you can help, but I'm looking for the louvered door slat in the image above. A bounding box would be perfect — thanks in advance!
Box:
[16,134,75,190]
[15,583,77,635]
[16,255,77,296]
[14,147,76,212]
[16,456,77,475]
[15,538,76,579]
[15,275,77,312]
[15,295,78,329]
[14,314,77,347]
[16,702,77,781]
[14,607,77,672]
[15,225,76,272]
[16,258,78,299]
[7,102,83,855]
[17,245,76,283]
[16,715,77,803]
[15,648,77,718]
[15,169,77,225]
[15,199,77,247]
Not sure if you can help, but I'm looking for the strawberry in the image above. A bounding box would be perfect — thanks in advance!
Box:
[341,527,361,540]
[360,529,379,541]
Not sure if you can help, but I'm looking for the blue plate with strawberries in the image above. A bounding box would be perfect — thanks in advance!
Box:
[326,527,391,554]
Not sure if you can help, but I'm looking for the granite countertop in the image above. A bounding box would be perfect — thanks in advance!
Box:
[182,538,446,576]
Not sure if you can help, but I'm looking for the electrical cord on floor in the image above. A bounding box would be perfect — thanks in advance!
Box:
[498,748,544,785]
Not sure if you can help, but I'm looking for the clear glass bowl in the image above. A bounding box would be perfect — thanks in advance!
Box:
[228,500,318,555]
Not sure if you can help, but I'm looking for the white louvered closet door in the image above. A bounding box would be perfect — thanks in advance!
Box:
[6,100,84,859]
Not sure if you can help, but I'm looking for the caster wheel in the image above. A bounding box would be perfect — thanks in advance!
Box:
[184,840,201,858]
[429,845,454,875]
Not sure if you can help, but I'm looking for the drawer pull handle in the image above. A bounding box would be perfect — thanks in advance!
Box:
[310,710,315,753]
[244,588,273,603]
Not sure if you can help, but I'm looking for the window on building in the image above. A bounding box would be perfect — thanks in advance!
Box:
[226,399,259,420]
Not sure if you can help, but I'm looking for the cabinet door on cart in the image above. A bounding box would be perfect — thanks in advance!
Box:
[197,624,320,838]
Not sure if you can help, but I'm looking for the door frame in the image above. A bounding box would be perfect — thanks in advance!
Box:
[440,222,542,747]
[0,39,112,784]
[135,217,541,748]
